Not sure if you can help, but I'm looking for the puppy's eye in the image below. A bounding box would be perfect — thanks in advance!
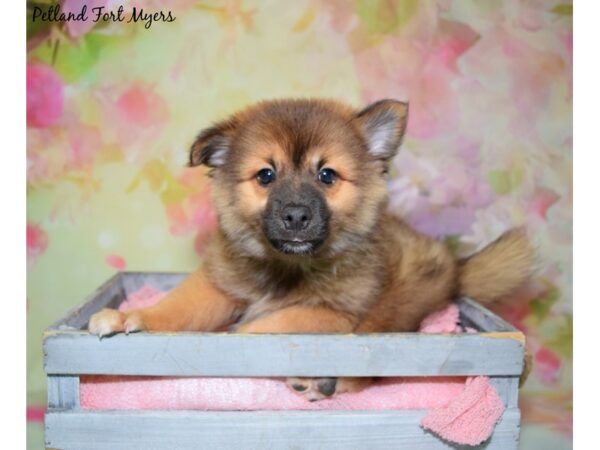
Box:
[318,168,337,185]
[256,168,276,186]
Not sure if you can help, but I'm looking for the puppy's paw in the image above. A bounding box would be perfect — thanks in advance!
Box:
[286,377,338,402]
[88,308,126,337]
[88,309,146,337]
[123,311,145,334]
[335,377,374,394]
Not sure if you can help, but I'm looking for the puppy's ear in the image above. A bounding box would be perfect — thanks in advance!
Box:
[189,121,235,168]
[353,100,409,161]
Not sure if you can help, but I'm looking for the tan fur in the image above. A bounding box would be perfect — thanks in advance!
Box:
[237,306,356,333]
[89,98,533,399]
[458,228,535,304]
[356,217,458,333]
[89,268,244,335]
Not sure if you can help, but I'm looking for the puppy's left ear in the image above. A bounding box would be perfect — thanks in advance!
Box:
[189,120,236,168]
[353,99,409,161]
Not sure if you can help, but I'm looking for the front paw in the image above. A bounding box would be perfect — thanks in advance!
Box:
[88,309,145,337]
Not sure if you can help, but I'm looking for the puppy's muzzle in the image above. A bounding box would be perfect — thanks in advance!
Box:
[263,182,330,255]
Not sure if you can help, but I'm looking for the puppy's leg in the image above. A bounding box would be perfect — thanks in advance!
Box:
[333,233,458,396]
[88,269,241,337]
[236,306,356,333]
[237,306,357,401]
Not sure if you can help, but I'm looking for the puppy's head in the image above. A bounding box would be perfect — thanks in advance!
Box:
[190,99,408,259]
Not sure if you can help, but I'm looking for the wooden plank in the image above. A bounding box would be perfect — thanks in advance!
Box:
[44,332,524,377]
[120,271,188,296]
[45,408,520,450]
[457,298,517,332]
[49,274,125,331]
[47,375,80,410]
[49,272,187,332]
[488,376,520,408]
[48,275,518,335]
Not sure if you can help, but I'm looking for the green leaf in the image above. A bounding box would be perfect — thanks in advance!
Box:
[551,4,573,17]
[32,32,121,83]
[444,235,462,257]
[529,286,560,322]
[127,160,192,206]
[487,168,524,195]
[292,6,317,32]
[544,315,573,359]
[27,3,53,42]
[355,0,418,34]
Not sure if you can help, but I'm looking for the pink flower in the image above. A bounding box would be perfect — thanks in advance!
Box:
[388,151,494,238]
[354,20,479,139]
[168,201,218,239]
[27,223,48,265]
[106,254,127,270]
[407,200,477,238]
[460,26,567,141]
[90,85,170,153]
[117,85,169,129]
[516,0,545,31]
[26,405,45,423]
[534,348,561,384]
[68,125,103,168]
[165,169,217,238]
[529,187,560,220]
[27,64,64,128]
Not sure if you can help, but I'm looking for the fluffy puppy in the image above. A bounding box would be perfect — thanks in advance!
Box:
[89,99,533,400]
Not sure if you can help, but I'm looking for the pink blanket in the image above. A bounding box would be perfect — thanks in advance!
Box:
[82,285,505,446]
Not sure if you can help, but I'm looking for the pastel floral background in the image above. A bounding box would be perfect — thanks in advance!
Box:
[26,0,572,448]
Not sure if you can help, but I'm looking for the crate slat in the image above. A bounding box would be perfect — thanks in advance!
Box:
[458,298,517,332]
[488,376,520,408]
[47,375,80,410]
[45,409,520,450]
[44,331,524,377]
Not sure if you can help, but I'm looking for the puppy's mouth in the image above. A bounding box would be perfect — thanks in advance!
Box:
[269,238,324,256]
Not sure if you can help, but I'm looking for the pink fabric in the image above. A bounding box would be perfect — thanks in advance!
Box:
[81,285,506,445]
[418,300,462,333]
[118,285,166,312]
[80,375,467,412]
[421,376,505,446]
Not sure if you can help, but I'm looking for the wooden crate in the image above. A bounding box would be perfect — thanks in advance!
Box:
[44,272,525,450]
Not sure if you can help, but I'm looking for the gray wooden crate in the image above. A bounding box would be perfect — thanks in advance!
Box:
[44,272,525,450]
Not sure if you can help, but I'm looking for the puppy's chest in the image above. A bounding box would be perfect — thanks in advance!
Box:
[223,265,383,325]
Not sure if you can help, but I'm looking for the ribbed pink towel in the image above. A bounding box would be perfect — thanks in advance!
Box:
[421,376,505,446]
[82,285,506,446]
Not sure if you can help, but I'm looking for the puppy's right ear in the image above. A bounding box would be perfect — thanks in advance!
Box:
[189,122,234,168]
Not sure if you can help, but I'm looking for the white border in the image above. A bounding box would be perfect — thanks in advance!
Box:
[573,2,597,449]
[1,1,26,448]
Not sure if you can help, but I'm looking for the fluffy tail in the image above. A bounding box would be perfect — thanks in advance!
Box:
[457,229,535,305]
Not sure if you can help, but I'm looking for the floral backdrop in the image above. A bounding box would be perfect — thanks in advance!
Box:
[26,0,572,448]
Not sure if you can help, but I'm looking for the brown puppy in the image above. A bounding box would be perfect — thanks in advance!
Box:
[89,99,533,400]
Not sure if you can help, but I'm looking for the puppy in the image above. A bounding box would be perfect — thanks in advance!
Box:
[89,99,533,400]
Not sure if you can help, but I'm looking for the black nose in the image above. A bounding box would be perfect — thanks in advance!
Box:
[281,205,312,231]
